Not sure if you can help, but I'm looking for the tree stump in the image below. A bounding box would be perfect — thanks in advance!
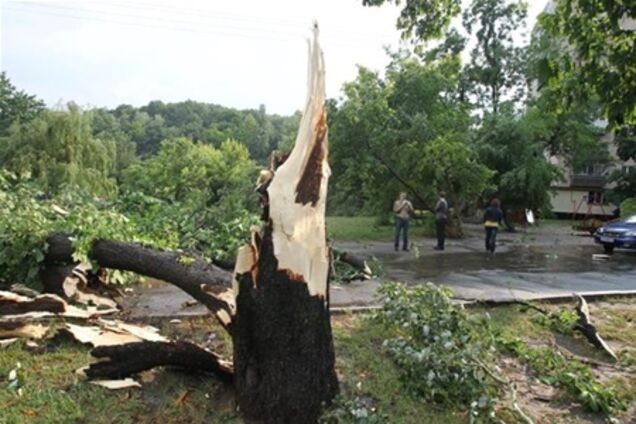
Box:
[232,25,338,422]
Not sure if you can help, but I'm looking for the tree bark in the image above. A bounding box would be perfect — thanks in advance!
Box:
[86,341,234,382]
[231,25,338,422]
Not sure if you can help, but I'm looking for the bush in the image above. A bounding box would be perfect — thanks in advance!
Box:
[620,197,636,217]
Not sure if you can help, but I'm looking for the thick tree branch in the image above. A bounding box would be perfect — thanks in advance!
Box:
[363,138,430,207]
[86,341,234,383]
[89,239,233,318]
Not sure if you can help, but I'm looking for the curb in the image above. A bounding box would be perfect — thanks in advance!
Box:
[329,289,636,315]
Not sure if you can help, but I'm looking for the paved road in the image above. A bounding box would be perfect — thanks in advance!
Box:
[126,223,636,318]
[334,223,636,302]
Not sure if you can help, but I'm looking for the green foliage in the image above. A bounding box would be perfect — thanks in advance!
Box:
[463,0,528,115]
[328,55,475,216]
[123,138,255,206]
[530,309,579,335]
[362,0,462,41]
[107,100,298,162]
[0,104,118,198]
[374,283,500,421]
[0,173,144,287]
[121,138,258,263]
[419,136,494,212]
[0,72,45,135]
[497,336,627,414]
[0,174,56,286]
[538,0,636,126]
[620,198,636,218]
[608,126,636,203]
[473,108,561,211]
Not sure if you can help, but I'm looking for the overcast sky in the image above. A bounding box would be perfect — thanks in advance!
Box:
[1,0,546,115]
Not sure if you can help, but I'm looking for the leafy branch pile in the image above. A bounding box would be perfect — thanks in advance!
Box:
[0,141,257,288]
[0,172,147,286]
[497,337,626,415]
[374,283,502,421]
[371,283,629,422]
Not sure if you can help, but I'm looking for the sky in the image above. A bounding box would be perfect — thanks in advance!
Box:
[0,0,546,115]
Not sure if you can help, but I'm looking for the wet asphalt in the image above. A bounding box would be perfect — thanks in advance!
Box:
[127,223,636,318]
[334,223,636,301]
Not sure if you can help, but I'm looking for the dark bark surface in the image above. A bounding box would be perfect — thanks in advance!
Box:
[39,263,75,296]
[86,341,233,382]
[44,233,74,264]
[89,239,233,316]
[233,225,338,424]
[0,294,65,315]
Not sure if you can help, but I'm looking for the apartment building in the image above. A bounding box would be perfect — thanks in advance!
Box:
[536,1,635,218]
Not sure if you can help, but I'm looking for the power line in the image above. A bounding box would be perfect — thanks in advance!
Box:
[10,1,396,44]
[96,0,395,38]
[4,4,393,52]
[10,2,307,41]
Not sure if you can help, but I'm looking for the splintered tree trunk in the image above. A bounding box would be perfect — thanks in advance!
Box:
[37,25,337,424]
[232,25,338,422]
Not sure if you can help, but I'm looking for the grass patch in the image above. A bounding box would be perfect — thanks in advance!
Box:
[0,332,238,424]
[327,216,433,242]
[331,315,465,423]
[1,298,634,423]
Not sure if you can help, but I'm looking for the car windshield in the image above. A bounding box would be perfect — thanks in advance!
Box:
[625,215,636,224]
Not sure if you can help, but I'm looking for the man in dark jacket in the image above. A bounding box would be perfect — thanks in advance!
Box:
[483,198,503,254]
[434,191,448,250]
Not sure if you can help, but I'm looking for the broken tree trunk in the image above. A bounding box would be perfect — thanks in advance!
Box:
[231,25,338,423]
[37,25,337,423]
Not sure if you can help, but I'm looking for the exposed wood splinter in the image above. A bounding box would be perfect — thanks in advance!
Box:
[574,294,618,361]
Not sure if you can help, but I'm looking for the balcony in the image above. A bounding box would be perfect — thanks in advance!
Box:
[570,174,607,188]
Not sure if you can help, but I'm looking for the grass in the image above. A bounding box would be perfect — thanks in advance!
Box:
[1,300,634,423]
[331,315,465,423]
[327,216,434,242]
[0,338,238,424]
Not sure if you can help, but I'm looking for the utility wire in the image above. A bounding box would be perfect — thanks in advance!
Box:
[95,0,396,38]
[10,1,397,45]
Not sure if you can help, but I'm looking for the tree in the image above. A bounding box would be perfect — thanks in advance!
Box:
[89,108,137,179]
[362,0,462,41]
[472,107,561,213]
[418,136,494,215]
[463,0,528,115]
[328,54,473,216]
[608,125,636,203]
[539,0,636,126]
[0,104,118,197]
[0,72,45,135]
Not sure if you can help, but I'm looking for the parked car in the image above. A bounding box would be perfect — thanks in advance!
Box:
[594,214,636,253]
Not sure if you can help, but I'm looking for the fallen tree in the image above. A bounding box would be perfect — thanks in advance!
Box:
[35,26,338,424]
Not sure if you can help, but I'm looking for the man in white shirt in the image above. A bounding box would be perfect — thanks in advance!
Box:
[393,192,413,251]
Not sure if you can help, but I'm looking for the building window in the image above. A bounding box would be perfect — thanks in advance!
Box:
[587,191,604,205]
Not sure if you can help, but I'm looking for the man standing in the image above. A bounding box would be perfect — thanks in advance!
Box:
[483,198,503,254]
[393,192,413,251]
[434,191,448,251]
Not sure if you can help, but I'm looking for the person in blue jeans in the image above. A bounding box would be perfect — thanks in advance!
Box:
[393,192,413,251]
[483,198,503,254]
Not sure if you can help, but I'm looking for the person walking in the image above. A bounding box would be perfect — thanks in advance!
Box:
[483,198,503,254]
[434,191,448,251]
[393,192,413,251]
